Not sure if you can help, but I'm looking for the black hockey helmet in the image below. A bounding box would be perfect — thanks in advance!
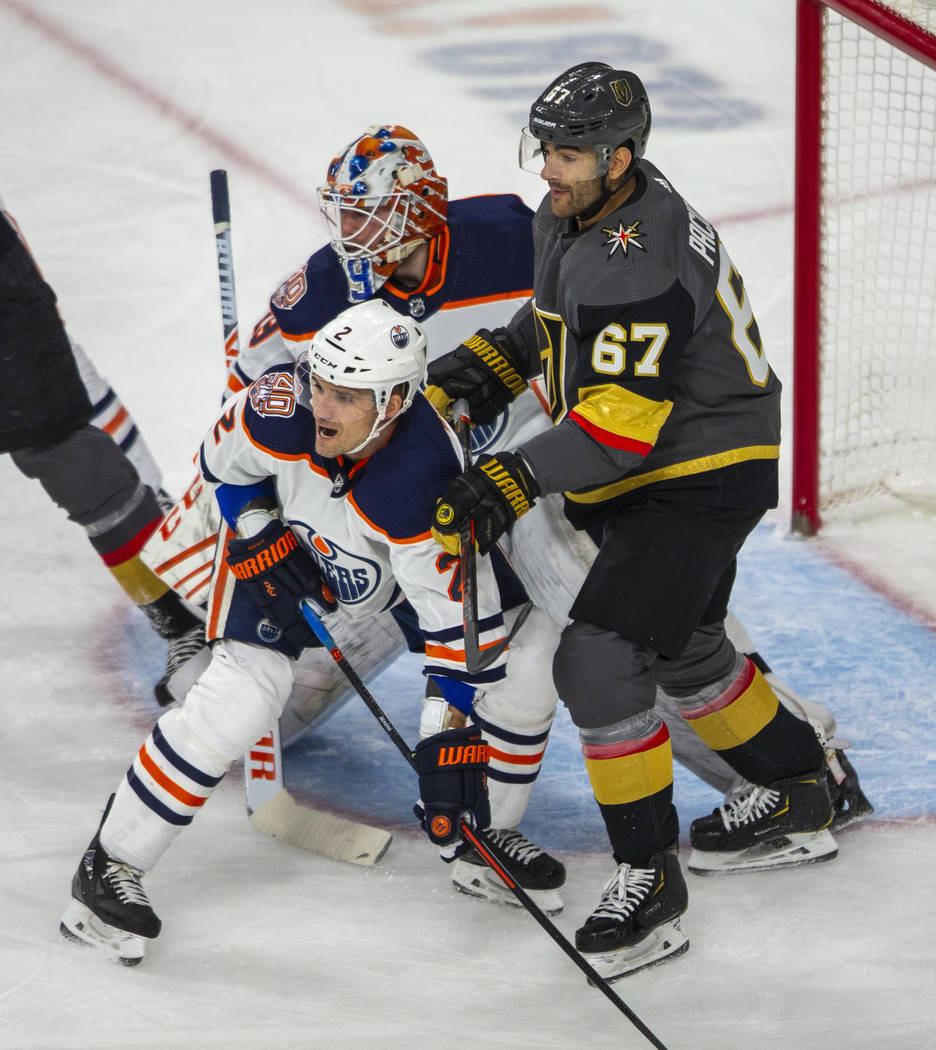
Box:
[522,62,651,176]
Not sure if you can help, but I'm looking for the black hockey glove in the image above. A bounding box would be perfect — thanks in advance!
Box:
[226,519,337,650]
[432,452,539,556]
[425,328,528,425]
[413,725,491,862]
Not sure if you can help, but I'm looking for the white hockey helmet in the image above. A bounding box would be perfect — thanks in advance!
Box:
[299,300,427,450]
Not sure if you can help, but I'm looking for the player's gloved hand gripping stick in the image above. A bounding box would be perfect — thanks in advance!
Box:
[446,399,532,673]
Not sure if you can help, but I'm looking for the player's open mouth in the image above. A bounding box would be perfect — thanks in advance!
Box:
[318,425,338,438]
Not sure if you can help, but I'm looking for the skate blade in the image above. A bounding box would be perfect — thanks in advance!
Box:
[60,900,146,966]
[688,829,838,875]
[451,864,564,915]
[583,919,689,983]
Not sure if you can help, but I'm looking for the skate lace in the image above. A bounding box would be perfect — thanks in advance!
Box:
[163,625,206,678]
[488,828,543,863]
[590,864,655,922]
[103,861,151,907]
[718,785,781,830]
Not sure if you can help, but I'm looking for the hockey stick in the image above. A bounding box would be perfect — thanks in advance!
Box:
[208,170,392,864]
[299,600,669,1050]
[245,722,392,866]
[452,399,482,670]
[451,399,531,673]
[210,169,241,372]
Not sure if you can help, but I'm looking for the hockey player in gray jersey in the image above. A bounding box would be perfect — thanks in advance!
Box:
[428,63,855,979]
[0,196,204,698]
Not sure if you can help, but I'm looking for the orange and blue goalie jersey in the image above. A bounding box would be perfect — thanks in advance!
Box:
[229,194,536,397]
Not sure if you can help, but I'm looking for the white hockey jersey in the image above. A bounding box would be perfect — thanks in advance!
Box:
[199,373,508,689]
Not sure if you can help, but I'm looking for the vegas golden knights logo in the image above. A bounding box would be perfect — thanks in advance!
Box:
[610,79,633,106]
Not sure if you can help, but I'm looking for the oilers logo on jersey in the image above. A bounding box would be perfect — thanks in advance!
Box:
[469,404,511,456]
[298,527,382,605]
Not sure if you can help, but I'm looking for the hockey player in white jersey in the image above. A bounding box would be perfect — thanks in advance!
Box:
[142,125,870,911]
[62,299,566,963]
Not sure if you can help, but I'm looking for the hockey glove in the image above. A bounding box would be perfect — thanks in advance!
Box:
[432,452,539,556]
[226,519,337,649]
[413,725,491,862]
[425,329,528,425]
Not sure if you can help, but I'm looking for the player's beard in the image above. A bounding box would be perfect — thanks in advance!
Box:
[547,176,604,220]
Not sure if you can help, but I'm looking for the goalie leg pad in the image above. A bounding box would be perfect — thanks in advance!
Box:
[140,475,220,605]
[281,607,406,744]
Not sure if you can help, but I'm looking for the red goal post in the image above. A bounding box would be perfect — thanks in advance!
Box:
[792,0,936,534]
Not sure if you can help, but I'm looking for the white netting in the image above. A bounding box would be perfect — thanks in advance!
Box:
[818,2,936,514]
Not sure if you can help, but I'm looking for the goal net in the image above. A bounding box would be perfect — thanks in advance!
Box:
[792,0,936,533]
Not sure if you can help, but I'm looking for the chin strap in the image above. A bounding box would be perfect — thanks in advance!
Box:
[575,174,619,224]
[575,156,640,224]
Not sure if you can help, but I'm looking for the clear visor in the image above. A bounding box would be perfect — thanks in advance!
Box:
[518,127,612,178]
[317,187,410,262]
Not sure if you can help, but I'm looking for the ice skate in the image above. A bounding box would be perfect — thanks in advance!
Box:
[452,828,566,915]
[575,844,689,981]
[688,771,837,875]
[154,623,210,707]
[60,801,161,965]
[826,749,874,832]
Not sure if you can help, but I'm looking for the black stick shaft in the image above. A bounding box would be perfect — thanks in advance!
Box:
[451,399,482,670]
[210,169,240,367]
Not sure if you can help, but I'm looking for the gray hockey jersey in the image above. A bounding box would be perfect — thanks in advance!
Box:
[507,160,781,529]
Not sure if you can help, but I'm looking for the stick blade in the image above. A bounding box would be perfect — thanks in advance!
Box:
[248,789,392,866]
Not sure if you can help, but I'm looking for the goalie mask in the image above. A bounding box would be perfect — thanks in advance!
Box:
[297,299,428,455]
[318,125,449,303]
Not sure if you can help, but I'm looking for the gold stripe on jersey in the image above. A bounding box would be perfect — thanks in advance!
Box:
[571,383,673,452]
[533,303,569,422]
[565,443,780,504]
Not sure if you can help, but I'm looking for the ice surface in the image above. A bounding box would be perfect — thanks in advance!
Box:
[1,3,934,1047]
